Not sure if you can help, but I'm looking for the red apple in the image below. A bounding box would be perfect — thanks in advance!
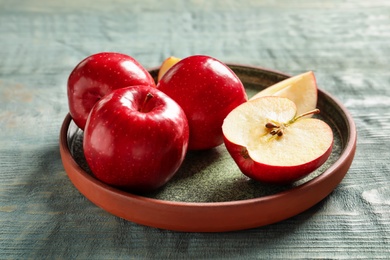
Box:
[68,52,155,130]
[222,96,333,184]
[83,85,189,193]
[157,55,248,150]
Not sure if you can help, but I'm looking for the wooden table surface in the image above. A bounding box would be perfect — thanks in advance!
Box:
[1,0,389,258]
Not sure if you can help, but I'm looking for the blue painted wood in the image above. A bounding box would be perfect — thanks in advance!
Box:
[1,0,389,258]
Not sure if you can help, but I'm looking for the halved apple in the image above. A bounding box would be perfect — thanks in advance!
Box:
[250,71,317,117]
[157,56,181,81]
[222,96,333,184]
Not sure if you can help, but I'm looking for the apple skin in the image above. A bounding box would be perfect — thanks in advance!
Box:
[83,85,189,193]
[157,55,248,150]
[68,52,156,130]
[223,138,333,184]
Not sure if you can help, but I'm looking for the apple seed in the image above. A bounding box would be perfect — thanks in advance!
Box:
[265,122,279,129]
[265,109,320,138]
[270,129,284,136]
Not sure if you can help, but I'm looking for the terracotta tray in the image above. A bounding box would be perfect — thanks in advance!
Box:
[59,64,357,232]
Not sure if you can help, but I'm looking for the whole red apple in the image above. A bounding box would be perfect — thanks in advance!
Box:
[83,85,189,193]
[157,55,247,150]
[68,52,155,130]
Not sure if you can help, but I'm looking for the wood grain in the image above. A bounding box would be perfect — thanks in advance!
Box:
[0,0,389,258]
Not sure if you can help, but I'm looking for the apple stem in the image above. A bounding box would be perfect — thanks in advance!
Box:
[265,109,320,138]
[294,108,320,121]
[139,93,154,113]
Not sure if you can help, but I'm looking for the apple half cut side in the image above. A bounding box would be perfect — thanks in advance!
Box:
[250,71,318,117]
[222,96,334,184]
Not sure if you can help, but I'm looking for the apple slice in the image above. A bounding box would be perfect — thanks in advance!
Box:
[157,56,181,81]
[222,96,333,184]
[250,71,318,117]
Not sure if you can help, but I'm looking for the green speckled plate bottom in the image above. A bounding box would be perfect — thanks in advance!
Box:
[60,64,357,232]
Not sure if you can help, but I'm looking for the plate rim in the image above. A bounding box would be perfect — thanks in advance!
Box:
[59,64,357,232]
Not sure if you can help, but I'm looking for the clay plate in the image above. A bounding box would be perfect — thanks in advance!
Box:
[59,64,357,232]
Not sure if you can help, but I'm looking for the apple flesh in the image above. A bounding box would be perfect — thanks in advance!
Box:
[222,96,333,184]
[83,85,189,193]
[157,55,248,150]
[157,56,181,81]
[250,71,318,117]
[68,52,155,130]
